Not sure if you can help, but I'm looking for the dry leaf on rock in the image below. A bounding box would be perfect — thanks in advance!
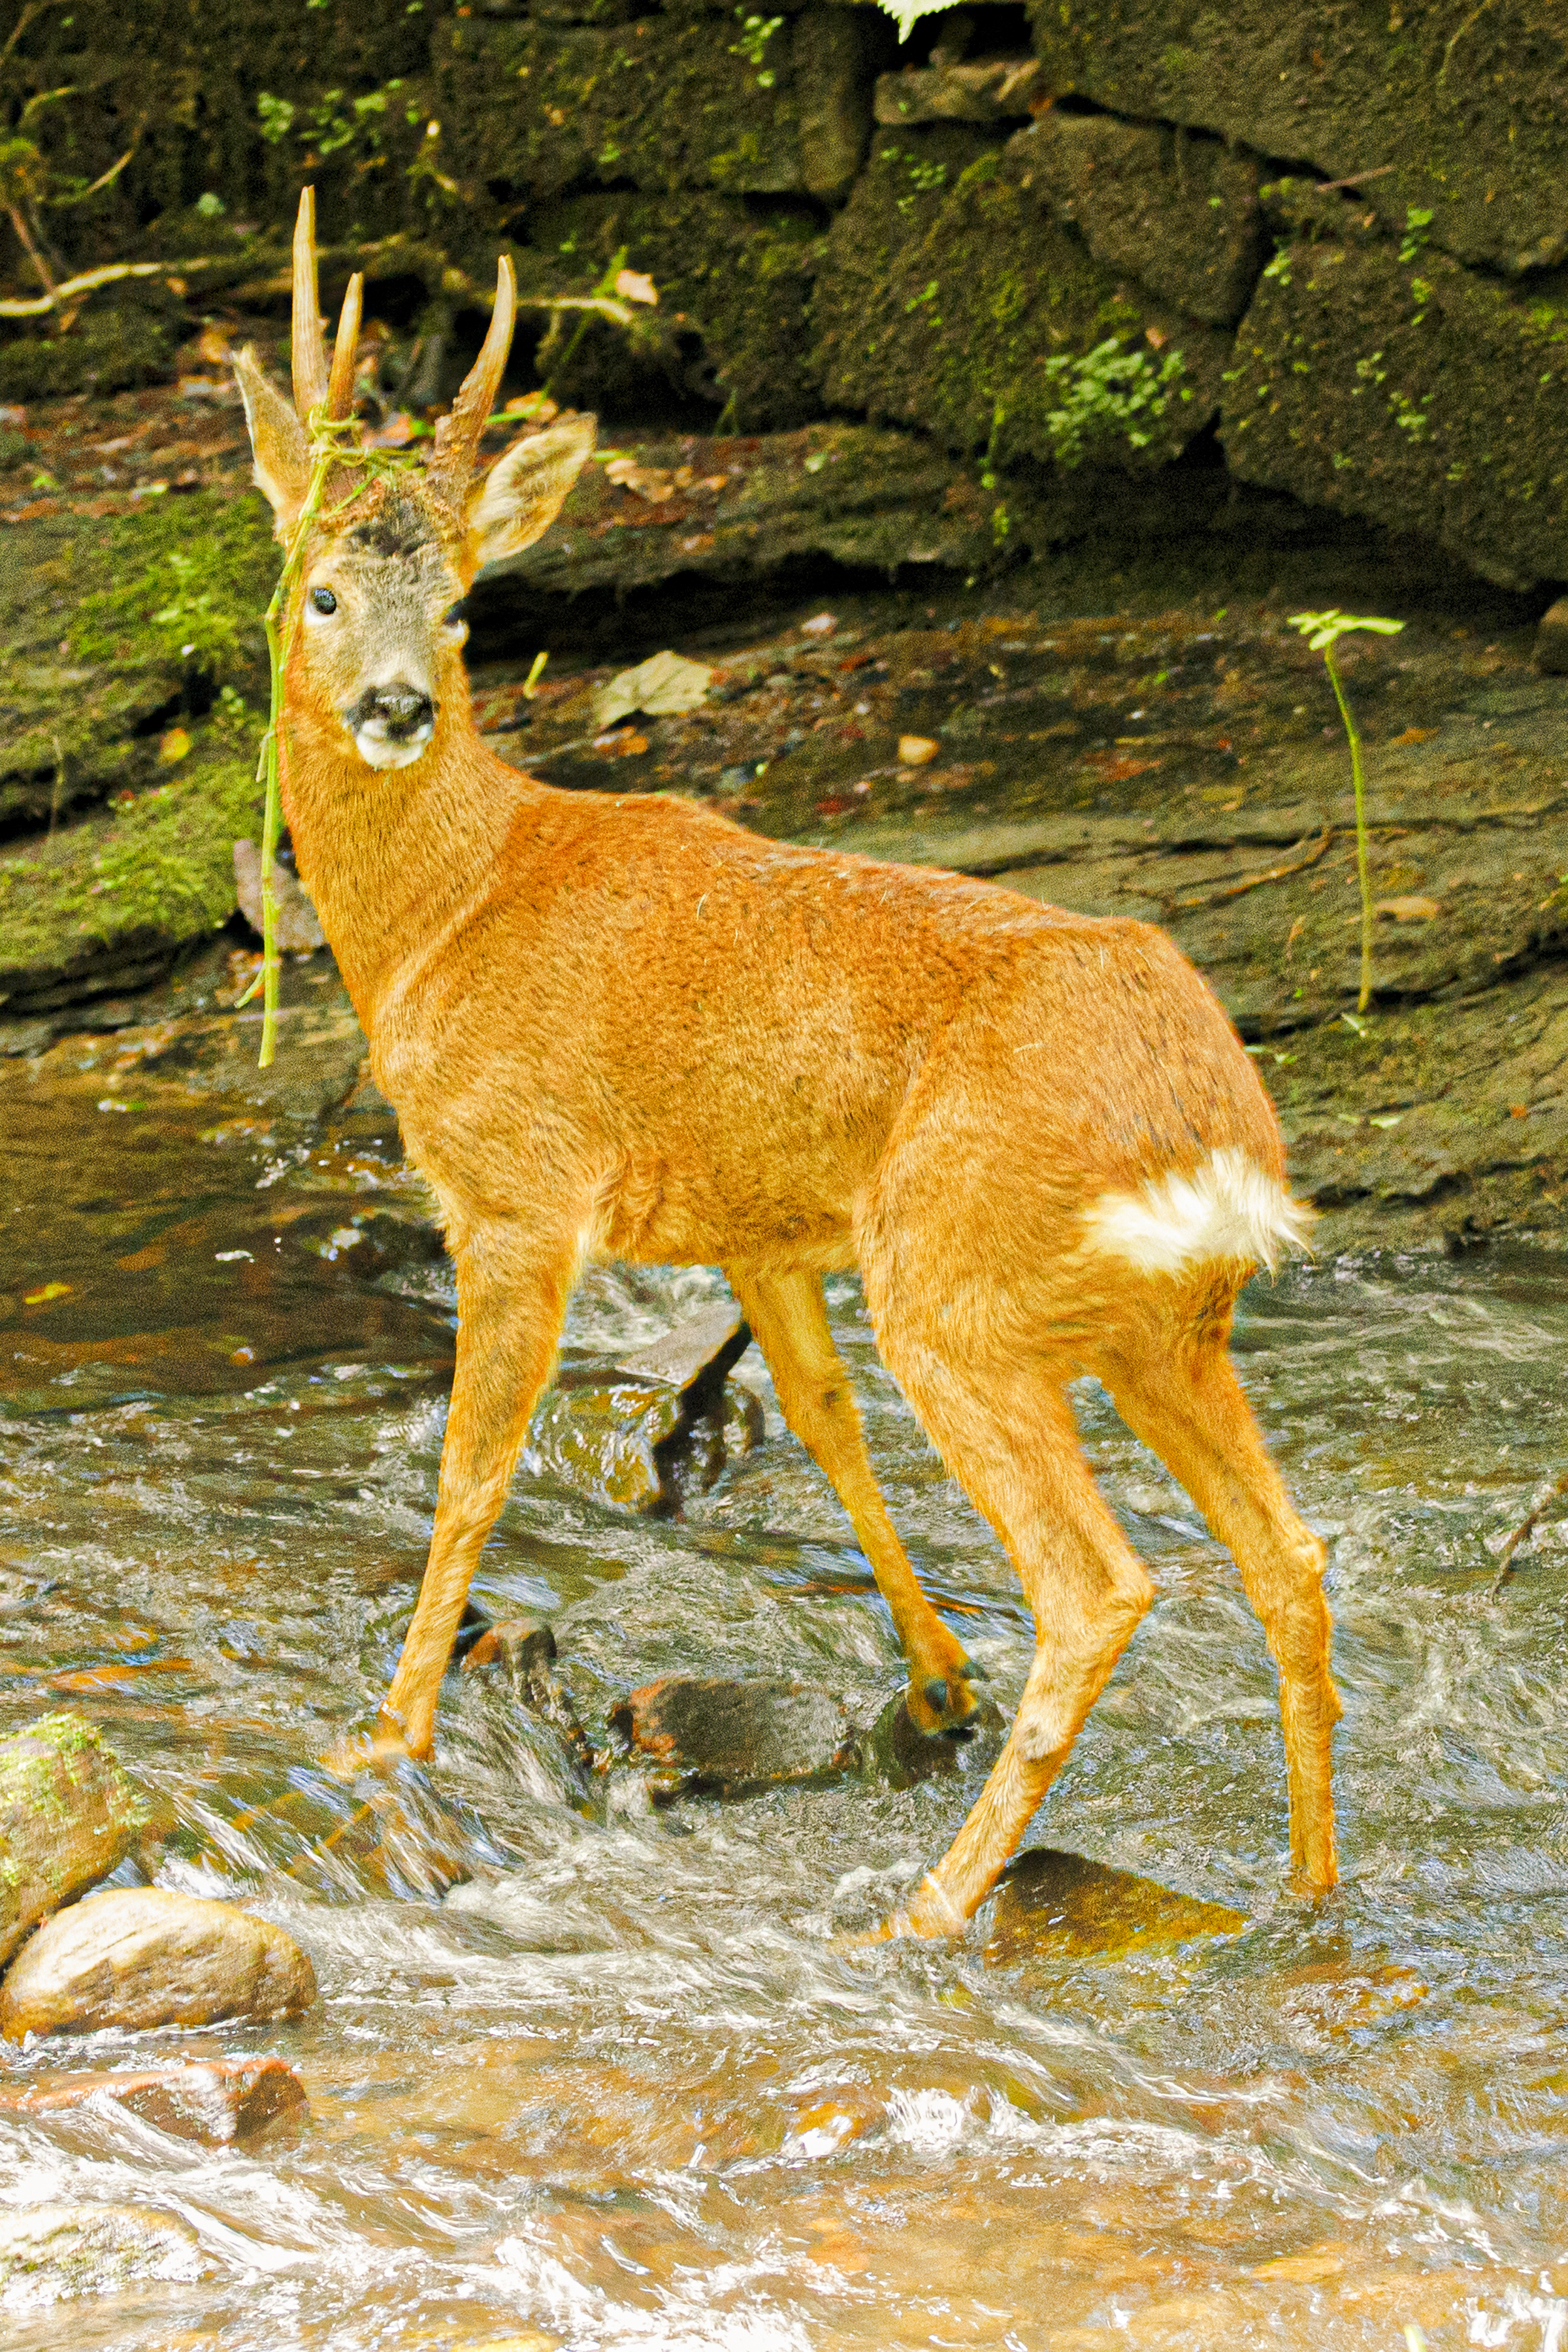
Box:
[1375,896,1441,923]
[592,651,713,730]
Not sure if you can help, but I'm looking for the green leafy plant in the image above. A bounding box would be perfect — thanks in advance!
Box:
[1040,338,1188,469]
[1286,609,1405,1013]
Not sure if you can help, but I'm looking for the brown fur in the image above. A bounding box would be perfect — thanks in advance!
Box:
[234,197,1340,1934]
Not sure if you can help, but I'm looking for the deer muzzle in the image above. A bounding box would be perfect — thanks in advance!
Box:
[348,682,437,770]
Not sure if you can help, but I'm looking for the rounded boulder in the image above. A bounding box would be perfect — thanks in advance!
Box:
[0,1888,316,2040]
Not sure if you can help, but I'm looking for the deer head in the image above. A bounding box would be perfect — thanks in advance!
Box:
[233,189,594,770]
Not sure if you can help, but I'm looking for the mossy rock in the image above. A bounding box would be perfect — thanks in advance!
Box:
[813,133,1231,472]
[1220,233,1568,587]
[0,1712,148,1967]
[1007,114,1264,329]
[1022,0,1568,277]
[0,493,274,832]
[526,193,824,428]
[0,745,263,1014]
[0,301,183,405]
[434,14,802,202]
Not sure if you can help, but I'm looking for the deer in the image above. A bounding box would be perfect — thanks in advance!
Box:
[231,189,1339,1938]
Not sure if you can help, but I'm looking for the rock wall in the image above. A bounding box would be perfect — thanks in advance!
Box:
[8,1,1568,583]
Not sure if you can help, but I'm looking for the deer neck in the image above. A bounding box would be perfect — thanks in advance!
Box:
[278,660,537,1024]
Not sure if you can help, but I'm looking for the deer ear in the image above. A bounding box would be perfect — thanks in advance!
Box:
[234,346,314,538]
[469,415,596,570]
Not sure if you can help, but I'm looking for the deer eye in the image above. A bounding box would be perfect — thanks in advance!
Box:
[309,587,338,615]
[442,600,468,632]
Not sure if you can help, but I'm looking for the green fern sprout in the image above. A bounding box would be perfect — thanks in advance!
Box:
[1286,608,1405,1015]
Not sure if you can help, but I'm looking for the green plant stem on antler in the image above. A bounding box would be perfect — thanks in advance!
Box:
[238,415,427,1065]
[1286,608,1405,1015]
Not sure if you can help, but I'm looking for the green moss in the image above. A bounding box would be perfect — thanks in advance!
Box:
[813,136,1230,467]
[68,494,275,678]
[0,301,184,404]
[0,494,274,836]
[0,743,263,998]
[526,193,824,429]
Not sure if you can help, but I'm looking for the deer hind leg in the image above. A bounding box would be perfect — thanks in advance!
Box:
[1104,1338,1339,1896]
[329,1213,581,1774]
[726,1264,981,1732]
[862,1323,1154,1936]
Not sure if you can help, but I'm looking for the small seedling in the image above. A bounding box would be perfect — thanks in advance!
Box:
[1286,608,1405,1013]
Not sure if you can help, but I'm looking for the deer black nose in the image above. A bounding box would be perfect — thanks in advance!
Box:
[351,682,434,743]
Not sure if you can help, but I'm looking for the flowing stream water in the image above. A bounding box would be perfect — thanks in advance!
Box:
[1,1051,1566,2352]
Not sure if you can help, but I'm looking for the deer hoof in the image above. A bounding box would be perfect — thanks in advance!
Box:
[907,1658,984,1737]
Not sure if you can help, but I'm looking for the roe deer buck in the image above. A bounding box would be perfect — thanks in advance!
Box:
[233,191,1337,1936]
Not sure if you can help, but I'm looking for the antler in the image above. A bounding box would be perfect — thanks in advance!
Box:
[290,187,363,429]
[429,255,518,508]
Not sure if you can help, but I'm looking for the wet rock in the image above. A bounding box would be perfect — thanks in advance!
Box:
[1536,596,1568,677]
[863,1692,1004,1790]
[0,2054,308,2144]
[233,840,326,954]
[526,1302,762,1514]
[0,1888,316,2039]
[1222,227,1568,588]
[0,1712,148,1967]
[1023,0,1568,278]
[485,422,1016,610]
[610,1674,862,1795]
[985,1849,1247,1966]
[462,1615,596,1778]
[0,2200,210,2304]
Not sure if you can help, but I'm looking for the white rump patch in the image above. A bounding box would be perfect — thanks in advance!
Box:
[1084,1146,1315,1276]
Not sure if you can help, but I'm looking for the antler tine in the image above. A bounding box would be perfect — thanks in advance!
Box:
[326,270,364,423]
[431,254,517,503]
[291,187,330,423]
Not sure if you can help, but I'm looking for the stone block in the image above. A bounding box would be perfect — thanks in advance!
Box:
[815,133,1231,470]
[436,16,802,203]
[1221,226,1568,588]
[874,54,1045,125]
[1023,0,1568,277]
[524,193,824,431]
[1007,114,1264,327]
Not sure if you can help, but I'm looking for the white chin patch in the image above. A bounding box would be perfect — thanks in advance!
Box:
[353,723,433,770]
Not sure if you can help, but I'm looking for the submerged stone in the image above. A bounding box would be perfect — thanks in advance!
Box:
[0,2055,308,2145]
[611,1674,862,1794]
[527,1302,762,1514]
[863,1692,1005,1790]
[461,1614,596,1779]
[985,1849,1247,1965]
[0,1887,316,2039]
[0,2200,210,2305]
[0,1712,148,1967]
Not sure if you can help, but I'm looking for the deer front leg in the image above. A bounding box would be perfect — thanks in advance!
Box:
[727,1264,982,1733]
[327,1214,580,1774]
